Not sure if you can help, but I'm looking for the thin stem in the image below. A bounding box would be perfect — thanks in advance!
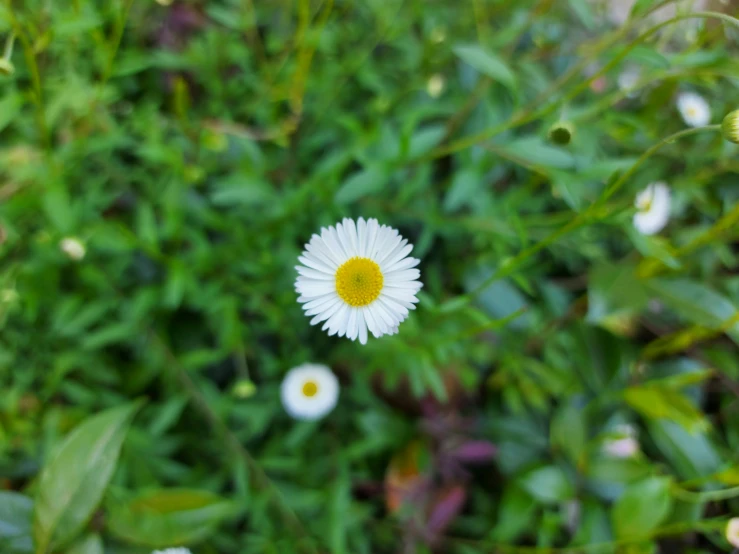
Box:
[672,484,739,503]
[3,32,15,60]
[100,0,135,87]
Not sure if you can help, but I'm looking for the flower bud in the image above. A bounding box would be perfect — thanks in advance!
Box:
[547,121,574,145]
[721,110,739,144]
[60,237,86,261]
[426,74,445,98]
[0,58,14,76]
[232,379,257,399]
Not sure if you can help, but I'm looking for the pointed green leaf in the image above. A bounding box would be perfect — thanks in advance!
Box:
[33,402,141,552]
[0,492,33,553]
[106,489,234,547]
[452,44,516,90]
[612,476,673,538]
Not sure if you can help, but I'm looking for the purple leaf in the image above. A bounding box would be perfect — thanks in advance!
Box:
[451,440,497,463]
[426,486,466,535]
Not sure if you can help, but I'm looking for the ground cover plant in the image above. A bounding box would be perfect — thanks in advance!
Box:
[1,0,739,552]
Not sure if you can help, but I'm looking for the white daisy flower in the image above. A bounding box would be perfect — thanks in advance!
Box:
[633,182,670,236]
[602,424,639,458]
[152,549,191,554]
[677,91,711,127]
[295,217,422,344]
[726,518,739,548]
[281,363,339,421]
[59,237,86,261]
[426,74,445,98]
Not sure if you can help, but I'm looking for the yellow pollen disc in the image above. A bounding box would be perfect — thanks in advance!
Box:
[302,380,319,397]
[687,107,696,117]
[335,257,384,307]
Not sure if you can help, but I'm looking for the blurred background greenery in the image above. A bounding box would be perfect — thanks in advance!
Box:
[1,0,739,552]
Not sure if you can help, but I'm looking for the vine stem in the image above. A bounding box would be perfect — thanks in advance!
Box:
[444,125,721,311]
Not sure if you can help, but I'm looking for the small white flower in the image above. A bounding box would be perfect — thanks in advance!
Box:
[633,182,670,236]
[152,549,191,554]
[426,74,445,98]
[602,424,639,458]
[617,66,640,98]
[726,518,739,548]
[677,91,711,127]
[59,237,86,261]
[295,218,422,344]
[281,363,339,421]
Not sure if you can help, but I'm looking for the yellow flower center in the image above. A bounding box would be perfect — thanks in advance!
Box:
[687,107,697,117]
[335,257,384,307]
[302,380,319,397]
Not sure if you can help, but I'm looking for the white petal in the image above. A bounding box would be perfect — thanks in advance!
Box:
[380,287,418,303]
[305,297,341,316]
[378,240,410,267]
[347,308,359,340]
[310,299,342,325]
[365,219,380,260]
[298,254,335,274]
[302,292,339,310]
[335,221,356,259]
[364,305,385,337]
[357,217,367,257]
[384,268,421,282]
[343,218,359,257]
[358,311,368,344]
[295,266,333,280]
[385,256,420,272]
[324,226,349,260]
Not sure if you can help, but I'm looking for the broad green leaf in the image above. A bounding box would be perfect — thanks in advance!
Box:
[645,278,739,345]
[0,93,23,133]
[624,385,708,433]
[33,403,141,553]
[65,534,104,554]
[210,176,274,207]
[334,166,387,204]
[0,492,33,553]
[106,489,234,547]
[452,44,516,90]
[649,420,721,480]
[518,465,574,504]
[625,46,670,69]
[612,476,673,538]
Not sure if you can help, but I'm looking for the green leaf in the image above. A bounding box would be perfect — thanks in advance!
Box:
[496,137,575,170]
[334,166,387,204]
[550,402,586,463]
[649,420,722,480]
[0,492,33,553]
[210,176,274,207]
[443,169,481,212]
[0,93,23,133]
[645,278,739,345]
[106,489,234,547]
[65,534,104,554]
[612,476,673,539]
[33,402,141,552]
[452,44,516,90]
[518,465,574,504]
[490,485,537,542]
[567,0,596,29]
[586,262,649,335]
[624,385,708,433]
[625,46,670,69]
[629,0,660,18]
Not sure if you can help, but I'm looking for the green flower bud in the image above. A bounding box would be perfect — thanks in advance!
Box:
[0,58,15,76]
[547,121,574,146]
[232,379,257,399]
[721,110,739,144]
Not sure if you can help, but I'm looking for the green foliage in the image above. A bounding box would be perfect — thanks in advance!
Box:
[0,0,738,553]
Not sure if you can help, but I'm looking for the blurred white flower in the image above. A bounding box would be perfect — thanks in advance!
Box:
[726,518,739,548]
[281,363,339,421]
[633,182,670,236]
[152,549,191,554]
[602,424,639,458]
[677,91,711,127]
[426,74,445,98]
[295,218,422,344]
[617,65,641,98]
[59,237,86,261]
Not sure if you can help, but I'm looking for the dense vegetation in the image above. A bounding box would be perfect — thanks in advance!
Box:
[1,0,739,553]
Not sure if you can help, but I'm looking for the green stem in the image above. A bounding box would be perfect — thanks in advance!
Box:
[3,32,15,60]
[445,125,721,311]
[100,0,135,86]
[672,484,739,503]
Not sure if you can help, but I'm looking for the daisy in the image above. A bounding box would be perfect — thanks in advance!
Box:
[295,218,422,344]
[633,182,670,236]
[281,363,339,421]
[677,91,711,127]
[727,518,739,548]
[152,549,191,554]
